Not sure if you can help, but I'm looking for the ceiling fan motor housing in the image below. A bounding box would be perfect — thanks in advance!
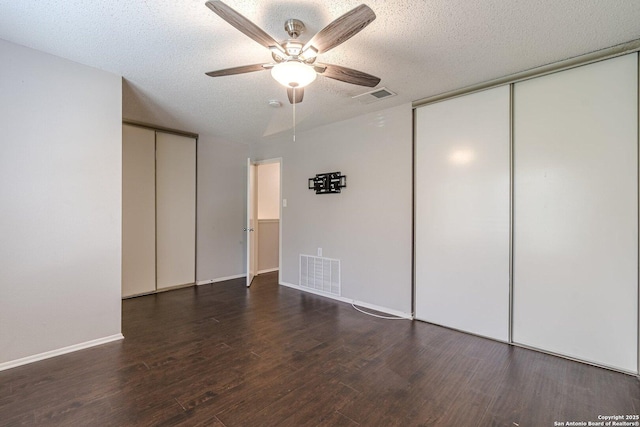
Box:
[284,19,305,38]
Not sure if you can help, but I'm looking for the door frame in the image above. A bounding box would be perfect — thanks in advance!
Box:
[247,157,283,286]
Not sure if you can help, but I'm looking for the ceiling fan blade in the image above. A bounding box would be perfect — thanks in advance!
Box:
[205,1,285,53]
[316,63,380,87]
[205,63,270,77]
[287,87,304,104]
[302,4,376,55]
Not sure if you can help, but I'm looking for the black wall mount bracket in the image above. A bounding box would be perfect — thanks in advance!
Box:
[308,172,347,194]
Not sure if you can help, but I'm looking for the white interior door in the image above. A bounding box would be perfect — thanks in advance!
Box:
[415,85,511,341]
[246,158,257,287]
[122,124,156,297]
[156,132,196,290]
[513,53,638,372]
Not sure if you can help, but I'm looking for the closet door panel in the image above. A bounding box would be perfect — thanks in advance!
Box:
[513,54,638,372]
[415,85,511,341]
[156,132,196,289]
[122,125,156,297]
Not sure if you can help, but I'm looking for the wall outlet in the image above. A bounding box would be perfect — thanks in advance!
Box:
[317,248,322,257]
[282,198,287,207]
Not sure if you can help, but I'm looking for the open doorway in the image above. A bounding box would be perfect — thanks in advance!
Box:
[247,158,281,286]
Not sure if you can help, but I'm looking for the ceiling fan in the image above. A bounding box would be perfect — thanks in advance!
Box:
[204,1,381,104]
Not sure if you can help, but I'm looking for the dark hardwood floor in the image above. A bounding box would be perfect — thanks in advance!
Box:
[1,272,638,426]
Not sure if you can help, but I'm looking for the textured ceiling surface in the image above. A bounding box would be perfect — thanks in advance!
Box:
[0,1,639,144]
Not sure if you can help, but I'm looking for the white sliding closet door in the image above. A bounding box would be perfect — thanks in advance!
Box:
[156,132,196,290]
[122,125,156,297]
[513,54,638,372]
[415,86,511,341]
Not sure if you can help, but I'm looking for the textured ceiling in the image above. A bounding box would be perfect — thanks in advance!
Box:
[1,1,639,145]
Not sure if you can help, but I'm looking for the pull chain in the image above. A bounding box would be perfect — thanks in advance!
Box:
[292,87,296,142]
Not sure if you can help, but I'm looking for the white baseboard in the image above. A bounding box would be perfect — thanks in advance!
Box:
[257,268,279,275]
[279,282,413,319]
[196,274,246,286]
[0,333,124,372]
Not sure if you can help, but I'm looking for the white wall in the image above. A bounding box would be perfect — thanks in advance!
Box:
[252,104,413,315]
[257,162,280,219]
[197,136,249,281]
[0,39,123,367]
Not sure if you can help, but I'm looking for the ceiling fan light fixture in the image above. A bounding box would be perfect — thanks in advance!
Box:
[271,61,317,88]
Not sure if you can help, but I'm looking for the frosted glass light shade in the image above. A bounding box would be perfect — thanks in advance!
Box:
[271,61,317,88]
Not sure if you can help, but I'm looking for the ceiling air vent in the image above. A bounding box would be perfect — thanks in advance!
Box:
[352,87,397,104]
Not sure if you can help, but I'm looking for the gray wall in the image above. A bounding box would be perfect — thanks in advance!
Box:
[0,39,123,366]
[197,136,249,281]
[123,83,249,283]
[252,104,413,314]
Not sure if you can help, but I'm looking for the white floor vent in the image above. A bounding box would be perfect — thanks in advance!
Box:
[299,255,341,296]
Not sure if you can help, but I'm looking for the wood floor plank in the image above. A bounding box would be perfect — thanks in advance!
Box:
[316,411,360,426]
[0,271,638,426]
